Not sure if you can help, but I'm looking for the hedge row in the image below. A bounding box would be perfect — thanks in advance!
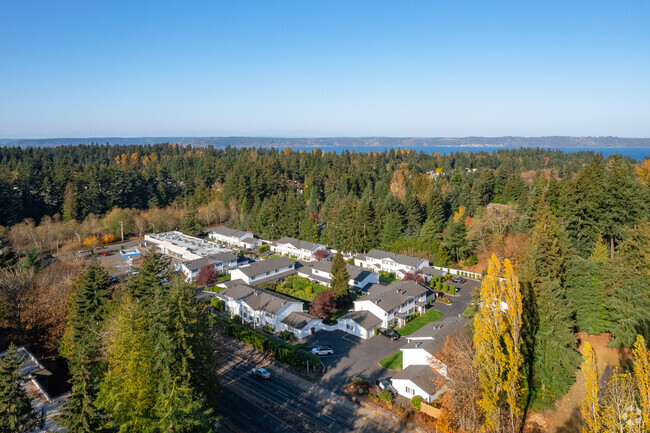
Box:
[213,315,320,367]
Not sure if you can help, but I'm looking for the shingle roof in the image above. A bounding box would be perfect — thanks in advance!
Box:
[310,261,370,280]
[401,339,438,356]
[420,266,446,277]
[364,249,426,267]
[357,281,432,313]
[182,252,238,271]
[281,312,320,329]
[339,310,382,330]
[237,257,296,277]
[392,365,441,396]
[273,237,321,252]
[211,226,249,238]
[217,283,300,314]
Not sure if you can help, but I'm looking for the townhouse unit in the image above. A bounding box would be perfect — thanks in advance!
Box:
[176,251,241,282]
[215,283,304,331]
[229,257,297,285]
[270,237,328,261]
[391,340,447,403]
[145,231,228,260]
[297,261,379,291]
[337,310,383,339]
[353,281,435,329]
[354,249,428,279]
[209,226,261,249]
[279,311,323,338]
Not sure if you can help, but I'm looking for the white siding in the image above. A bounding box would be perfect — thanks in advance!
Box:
[391,379,435,403]
[353,301,389,329]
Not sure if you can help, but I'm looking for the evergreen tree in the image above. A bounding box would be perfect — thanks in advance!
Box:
[330,252,350,304]
[564,257,609,335]
[300,215,319,243]
[0,345,42,433]
[521,206,580,401]
[22,247,42,272]
[443,219,468,262]
[60,261,110,433]
[380,212,403,250]
[62,181,77,222]
[426,189,446,233]
[126,251,172,299]
[419,217,440,244]
[403,192,425,237]
[179,206,202,236]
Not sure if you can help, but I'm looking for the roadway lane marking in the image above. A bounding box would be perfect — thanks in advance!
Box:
[239,411,250,420]
[276,390,289,397]
[324,414,336,422]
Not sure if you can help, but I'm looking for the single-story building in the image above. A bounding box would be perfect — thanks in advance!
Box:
[229,257,297,285]
[391,339,447,403]
[145,231,228,260]
[279,311,323,338]
[337,310,383,339]
[419,266,447,282]
[270,237,328,261]
[297,261,379,290]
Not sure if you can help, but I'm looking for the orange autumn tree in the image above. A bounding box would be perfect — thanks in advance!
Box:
[473,254,523,433]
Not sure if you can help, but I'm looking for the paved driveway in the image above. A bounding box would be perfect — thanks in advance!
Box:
[303,278,480,393]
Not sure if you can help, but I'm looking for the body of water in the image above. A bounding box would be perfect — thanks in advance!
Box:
[271,145,650,160]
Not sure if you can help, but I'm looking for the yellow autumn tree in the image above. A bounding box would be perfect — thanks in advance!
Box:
[632,334,650,430]
[580,342,600,433]
[501,257,523,433]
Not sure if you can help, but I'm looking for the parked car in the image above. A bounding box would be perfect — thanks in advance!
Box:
[379,328,400,340]
[311,345,334,356]
[375,378,395,394]
[250,367,271,380]
[108,276,120,285]
[450,277,466,284]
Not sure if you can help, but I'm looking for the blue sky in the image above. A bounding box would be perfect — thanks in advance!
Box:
[1,1,649,138]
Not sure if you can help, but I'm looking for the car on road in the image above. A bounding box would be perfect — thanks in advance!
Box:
[375,378,395,394]
[250,367,271,380]
[378,328,400,340]
[311,345,334,356]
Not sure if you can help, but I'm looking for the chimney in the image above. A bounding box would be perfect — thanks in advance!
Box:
[416,342,421,348]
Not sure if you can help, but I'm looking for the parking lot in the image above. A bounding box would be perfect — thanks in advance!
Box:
[303,277,480,393]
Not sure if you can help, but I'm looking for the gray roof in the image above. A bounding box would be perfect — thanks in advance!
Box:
[237,257,296,277]
[310,261,371,281]
[211,226,249,238]
[248,269,297,286]
[217,283,300,314]
[273,237,322,252]
[340,310,382,330]
[392,365,441,396]
[364,249,427,267]
[359,281,432,313]
[420,266,446,277]
[182,251,238,271]
[281,312,320,329]
[401,339,438,356]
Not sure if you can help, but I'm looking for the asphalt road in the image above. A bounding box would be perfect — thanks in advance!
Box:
[217,357,412,433]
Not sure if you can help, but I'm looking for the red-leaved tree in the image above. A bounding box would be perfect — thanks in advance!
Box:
[195,264,217,286]
[309,290,335,321]
[403,269,426,285]
[313,248,330,262]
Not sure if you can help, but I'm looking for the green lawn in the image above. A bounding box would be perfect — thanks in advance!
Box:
[379,351,403,370]
[269,254,282,259]
[379,275,400,283]
[397,309,443,336]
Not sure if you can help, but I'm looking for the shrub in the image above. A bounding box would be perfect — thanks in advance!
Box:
[448,284,456,295]
[353,378,369,395]
[210,297,225,311]
[410,395,423,410]
[257,244,270,253]
[378,390,393,402]
[102,234,115,244]
[305,286,313,294]
[213,315,319,367]
[232,314,242,324]
[374,328,379,336]
[437,296,451,305]
[310,326,315,335]
[262,325,274,334]
[442,283,449,293]
[278,330,295,341]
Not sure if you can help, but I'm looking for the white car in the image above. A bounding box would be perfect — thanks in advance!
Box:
[311,345,334,356]
[250,367,271,379]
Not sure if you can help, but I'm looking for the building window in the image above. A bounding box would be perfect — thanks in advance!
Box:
[405,386,414,395]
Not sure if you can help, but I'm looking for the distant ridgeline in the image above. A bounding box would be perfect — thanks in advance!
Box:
[1,136,650,148]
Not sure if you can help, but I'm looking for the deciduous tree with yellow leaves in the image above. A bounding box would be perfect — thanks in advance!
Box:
[473,254,523,433]
[580,342,600,433]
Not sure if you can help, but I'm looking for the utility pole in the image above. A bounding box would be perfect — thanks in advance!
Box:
[120,221,124,242]
[75,232,81,244]
[149,223,155,234]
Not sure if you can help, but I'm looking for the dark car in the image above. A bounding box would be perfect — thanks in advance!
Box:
[379,328,400,340]
[375,378,395,394]
[450,277,466,284]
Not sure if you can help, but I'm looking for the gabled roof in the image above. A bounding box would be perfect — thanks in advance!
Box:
[217,283,300,314]
[356,281,432,313]
[237,257,295,277]
[392,364,442,396]
[211,226,250,238]
[272,237,322,252]
[401,339,438,356]
[363,249,427,268]
[339,310,382,330]
[281,311,320,329]
[420,266,446,277]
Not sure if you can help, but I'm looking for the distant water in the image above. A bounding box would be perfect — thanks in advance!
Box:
[273,145,650,160]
